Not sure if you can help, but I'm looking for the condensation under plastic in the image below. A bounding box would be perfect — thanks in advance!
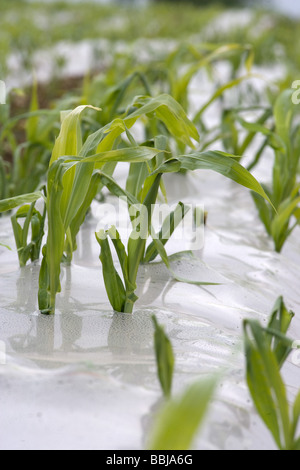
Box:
[1,154,300,450]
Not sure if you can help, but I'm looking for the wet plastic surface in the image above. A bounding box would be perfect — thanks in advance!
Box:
[1,158,299,450]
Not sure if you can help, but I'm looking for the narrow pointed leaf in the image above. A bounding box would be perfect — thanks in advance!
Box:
[127,174,162,285]
[267,296,295,367]
[244,321,283,449]
[291,392,300,443]
[154,151,275,209]
[0,242,11,250]
[0,192,44,212]
[96,229,126,313]
[145,202,190,262]
[125,94,199,147]
[148,378,217,450]
[152,315,175,399]
[26,78,39,142]
[81,146,162,165]
[50,105,100,166]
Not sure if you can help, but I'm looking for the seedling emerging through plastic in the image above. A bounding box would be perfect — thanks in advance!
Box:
[250,90,300,252]
[96,174,164,313]
[11,196,46,267]
[148,314,217,450]
[0,92,274,315]
[152,315,175,399]
[38,94,201,314]
[244,297,300,450]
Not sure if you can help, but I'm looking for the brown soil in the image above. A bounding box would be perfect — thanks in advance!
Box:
[2,75,86,164]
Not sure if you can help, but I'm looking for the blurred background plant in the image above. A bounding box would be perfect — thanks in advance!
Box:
[1,0,300,82]
[1,0,300,244]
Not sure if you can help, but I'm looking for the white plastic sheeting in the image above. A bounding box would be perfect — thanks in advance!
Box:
[0,159,299,450]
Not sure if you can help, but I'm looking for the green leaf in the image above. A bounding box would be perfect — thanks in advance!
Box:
[152,315,175,399]
[38,246,51,315]
[81,146,161,165]
[145,202,190,263]
[293,438,300,451]
[171,44,252,109]
[68,170,107,252]
[50,106,100,229]
[238,108,273,155]
[244,323,282,448]
[252,192,272,236]
[0,191,44,212]
[154,151,275,209]
[147,378,217,450]
[125,94,199,148]
[0,157,8,200]
[271,196,300,253]
[95,229,126,313]
[150,237,171,268]
[244,319,292,450]
[126,162,149,200]
[79,119,124,158]
[96,227,138,313]
[0,242,11,250]
[50,105,100,166]
[39,144,162,314]
[127,174,162,287]
[41,162,66,314]
[109,227,138,310]
[26,78,39,142]
[104,71,152,120]
[291,392,300,445]
[97,171,140,206]
[11,202,36,267]
[194,75,254,122]
[62,161,95,230]
[274,90,295,145]
[267,296,295,368]
[236,115,284,151]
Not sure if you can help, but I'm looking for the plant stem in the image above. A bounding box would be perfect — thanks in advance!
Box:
[123,300,134,314]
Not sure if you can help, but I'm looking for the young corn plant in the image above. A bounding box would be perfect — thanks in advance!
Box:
[93,85,274,315]
[11,196,46,267]
[139,43,256,156]
[250,89,300,252]
[81,70,196,163]
[0,91,274,316]
[37,93,202,315]
[244,296,300,450]
[164,43,254,112]
[96,174,163,314]
[81,44,255,159]
[91,78,275,316]
[0,190,45,257]
[1,92,198,312]
[94,135,203,315]
[96,141,274,314]
[95,164,201,314]
[148,314,217,450]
